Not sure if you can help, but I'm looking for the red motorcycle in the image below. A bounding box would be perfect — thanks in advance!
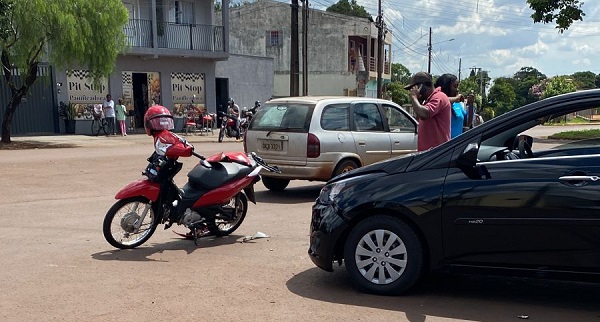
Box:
[102,148,280,249]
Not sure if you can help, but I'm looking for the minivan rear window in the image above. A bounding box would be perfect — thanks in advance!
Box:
[249,103,313,132]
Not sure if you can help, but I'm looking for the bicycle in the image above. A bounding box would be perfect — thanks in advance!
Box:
[90,105,109,136]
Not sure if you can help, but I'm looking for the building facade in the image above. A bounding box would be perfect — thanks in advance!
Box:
[219,0,392,98]
[50,0,235,134]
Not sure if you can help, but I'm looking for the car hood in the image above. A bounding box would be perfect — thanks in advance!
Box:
[329,152,418,184]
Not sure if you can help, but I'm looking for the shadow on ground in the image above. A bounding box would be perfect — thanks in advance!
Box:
[286,267,600,322]
[255,184,323,204]
[91,233,243,262]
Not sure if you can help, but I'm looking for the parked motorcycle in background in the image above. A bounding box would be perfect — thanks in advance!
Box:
[218,111,242,142]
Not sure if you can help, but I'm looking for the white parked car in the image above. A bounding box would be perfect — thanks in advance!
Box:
[244,96,418,191]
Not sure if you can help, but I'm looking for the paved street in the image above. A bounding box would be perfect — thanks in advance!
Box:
[0,128,599,321]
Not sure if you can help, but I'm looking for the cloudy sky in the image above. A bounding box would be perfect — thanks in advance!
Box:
[308,0,599,79]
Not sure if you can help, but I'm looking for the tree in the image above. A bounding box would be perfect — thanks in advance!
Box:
[326,0,371,19]
[386,82,410,106]
[527,0,585,33]
[571,71,597,89]
[543,76,577,99]
[487,77,517,115]
[1,0,128,143]
[512,66,547,107]
[390,63,410,83]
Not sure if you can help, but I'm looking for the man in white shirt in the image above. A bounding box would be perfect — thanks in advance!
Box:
[103,94,116,135]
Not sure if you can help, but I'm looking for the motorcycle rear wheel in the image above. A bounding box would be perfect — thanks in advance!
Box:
[209,192,247,236]
[218,128,225,142]
[103,197,159,249]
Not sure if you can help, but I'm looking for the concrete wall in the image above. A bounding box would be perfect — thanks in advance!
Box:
[218,0,377,97]
[216,54,274,108]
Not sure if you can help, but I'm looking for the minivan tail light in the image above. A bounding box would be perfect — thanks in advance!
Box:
[307,133,320,158]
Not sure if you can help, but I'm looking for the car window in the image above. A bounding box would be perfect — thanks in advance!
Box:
[353,103,384,132]
[321,104,350,131]
[478,108,600,162]
[249,103,312,131]
[382,104,415,133]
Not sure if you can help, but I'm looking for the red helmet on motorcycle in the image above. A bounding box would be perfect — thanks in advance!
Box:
[144,105,174,136]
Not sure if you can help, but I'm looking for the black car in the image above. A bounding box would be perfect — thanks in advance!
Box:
[309,89,600,295]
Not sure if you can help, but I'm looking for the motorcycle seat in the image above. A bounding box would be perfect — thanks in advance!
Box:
[186,162,253,190]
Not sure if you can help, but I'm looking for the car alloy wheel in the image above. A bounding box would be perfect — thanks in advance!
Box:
[344,215,423,295]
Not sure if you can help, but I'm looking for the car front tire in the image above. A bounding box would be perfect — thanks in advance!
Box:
[343,215,424,295]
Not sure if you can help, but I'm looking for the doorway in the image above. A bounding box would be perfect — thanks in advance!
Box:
[132,73,148,128]
[216,77,229,126]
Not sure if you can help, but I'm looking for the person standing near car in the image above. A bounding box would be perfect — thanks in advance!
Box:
[103,94,116,136]
[465,91,476,130]
[435,73,466,138]
[404,72,451,151]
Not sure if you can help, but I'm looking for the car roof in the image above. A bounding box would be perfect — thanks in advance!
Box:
[267,96,398,105]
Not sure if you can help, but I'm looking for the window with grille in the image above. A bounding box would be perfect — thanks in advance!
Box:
[267,30,283,47]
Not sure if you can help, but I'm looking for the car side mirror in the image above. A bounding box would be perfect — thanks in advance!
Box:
[456,142,490,180]
[457,142,479,167]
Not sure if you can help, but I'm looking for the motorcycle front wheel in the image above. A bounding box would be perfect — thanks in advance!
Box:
[103,197,159,249]
[218,127,225,142]
[209,192,247,236]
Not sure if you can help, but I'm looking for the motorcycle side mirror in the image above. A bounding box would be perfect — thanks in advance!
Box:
[200,159,212,168]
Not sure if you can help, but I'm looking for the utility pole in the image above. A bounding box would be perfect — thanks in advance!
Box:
[376,0,384,98]
[290,0,300,97]
[458,58,462,81]
[427,27,432,74]
[301,0,308,96]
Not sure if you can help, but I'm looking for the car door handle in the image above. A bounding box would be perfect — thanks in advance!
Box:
[559,175,600,182]
[358,141,366,146]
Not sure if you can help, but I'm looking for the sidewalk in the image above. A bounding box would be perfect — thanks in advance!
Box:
[10,131,232,148]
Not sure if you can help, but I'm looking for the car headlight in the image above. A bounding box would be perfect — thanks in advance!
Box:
[317,175,369,205]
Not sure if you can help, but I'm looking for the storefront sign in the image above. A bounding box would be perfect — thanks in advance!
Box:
[67,70,108,103]
[171,73,205,104]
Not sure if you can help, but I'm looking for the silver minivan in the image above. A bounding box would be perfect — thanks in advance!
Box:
[244,96,418,191]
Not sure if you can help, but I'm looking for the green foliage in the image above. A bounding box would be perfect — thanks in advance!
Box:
[2,0,128,83]
[326,0,371,19]
[571,71,597,89]
[58,102,76,120]
[542,76,577,98]
[548,129,600,140]
[487,77,517,115]
[527,0,585,33]
[391,63,410,83]
[386,82,410,106]
[0,0,12,41]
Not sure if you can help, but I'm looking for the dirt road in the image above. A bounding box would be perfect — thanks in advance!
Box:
[0,133,598,321]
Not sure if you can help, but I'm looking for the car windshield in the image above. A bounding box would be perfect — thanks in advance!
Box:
[249,103,313,132]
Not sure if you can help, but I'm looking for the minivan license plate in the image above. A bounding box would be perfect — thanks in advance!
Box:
[261,140,282,151]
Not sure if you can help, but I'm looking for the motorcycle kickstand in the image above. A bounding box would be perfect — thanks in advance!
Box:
[190,227,200,246]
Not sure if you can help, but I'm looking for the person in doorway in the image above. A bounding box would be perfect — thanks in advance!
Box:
[103,94,116,135]
[227,98,241,141]
[115,98,127,136]
[404,72,451,151]
[435,73,466,138]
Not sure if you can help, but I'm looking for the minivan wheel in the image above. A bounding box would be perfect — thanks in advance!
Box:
[343,215,424,295]
[262,176,290,191]
[333,159,358,177]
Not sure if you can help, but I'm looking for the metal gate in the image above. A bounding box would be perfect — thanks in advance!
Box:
[0,65,57,135]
